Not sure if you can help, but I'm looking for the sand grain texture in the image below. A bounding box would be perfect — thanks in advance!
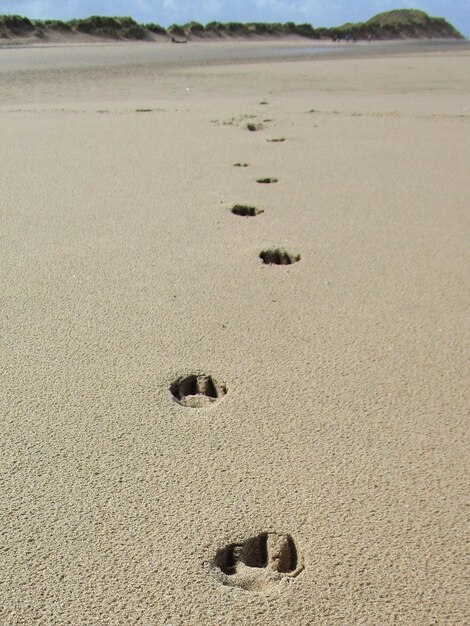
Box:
[0,42,469,626]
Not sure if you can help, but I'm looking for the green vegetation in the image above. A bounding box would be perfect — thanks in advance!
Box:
[167,23,185,37]
[369,9,447,28]
[225,22,249,35]
[205,21,226,34]
[143,23,166,35]
[184,21,204,35]
[0,13,146,39]
[246,23,281,35]
[69,16,147,39]
[42,19,72,31]
[282,22,297,34]
[365,9,463,38]
[0,9,463,41]
[295,23,319,38]
[0,14,34,35]
[325,9,464,40]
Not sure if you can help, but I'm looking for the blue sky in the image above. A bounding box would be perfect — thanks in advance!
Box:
[0,1,468,36]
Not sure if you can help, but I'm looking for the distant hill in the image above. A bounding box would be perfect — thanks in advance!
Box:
[0,9,464,43]
[336,9,464,40]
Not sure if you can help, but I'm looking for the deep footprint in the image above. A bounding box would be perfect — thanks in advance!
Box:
[257,177,278,184]
[231,205,263,217]
[260,248,301,265]
[214,532,303,592]
[170,374,226,408]
[247,123,264,132]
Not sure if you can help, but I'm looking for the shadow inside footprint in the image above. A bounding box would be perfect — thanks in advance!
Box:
[257,177,278,184]
[170,374,226,408]
[234,163,251,167]
[213,532,303,592]
[231,205,263,217]
[247,123,264,132]
[260,248,300,265]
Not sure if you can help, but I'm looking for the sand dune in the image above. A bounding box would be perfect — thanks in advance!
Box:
[0,42,469,625]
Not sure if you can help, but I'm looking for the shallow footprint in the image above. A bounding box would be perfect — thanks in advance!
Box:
[231,205,263,217]
[257,177,278,184]
[260,248,300,265]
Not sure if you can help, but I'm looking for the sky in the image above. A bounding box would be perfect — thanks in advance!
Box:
[0,0,468,37]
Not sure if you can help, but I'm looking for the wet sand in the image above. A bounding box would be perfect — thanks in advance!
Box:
[1,37,469,71]
[1,41,469,625]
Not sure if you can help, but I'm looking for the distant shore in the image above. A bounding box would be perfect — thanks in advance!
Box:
[0,9,464,47]
[1,39,468,74]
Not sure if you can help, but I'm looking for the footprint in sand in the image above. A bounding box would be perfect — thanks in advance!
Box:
[170,374,226,408]
[260,248,301,265]
[247,122,264,132]
[231,205,263,217]
[257,177,278,184]
[213,532,303,592]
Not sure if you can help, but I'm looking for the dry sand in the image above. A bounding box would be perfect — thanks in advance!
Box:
[1,41,469,625]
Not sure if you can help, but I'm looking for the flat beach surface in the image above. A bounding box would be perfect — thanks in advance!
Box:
[1,41,469,625]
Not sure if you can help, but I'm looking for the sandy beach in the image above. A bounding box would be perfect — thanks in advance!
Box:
[1,41,469,625]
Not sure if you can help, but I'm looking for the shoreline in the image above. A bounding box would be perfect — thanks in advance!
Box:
[1,40,469,76]
[1,35,467,49]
